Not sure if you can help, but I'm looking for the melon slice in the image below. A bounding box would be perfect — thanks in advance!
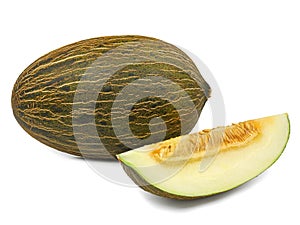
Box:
[117,114,290,200]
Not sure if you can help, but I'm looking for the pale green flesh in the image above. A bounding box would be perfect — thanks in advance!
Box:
[118,114,290,197]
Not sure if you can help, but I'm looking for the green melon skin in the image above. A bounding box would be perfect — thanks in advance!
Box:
[12,35,210,159]
[121,163,199,200]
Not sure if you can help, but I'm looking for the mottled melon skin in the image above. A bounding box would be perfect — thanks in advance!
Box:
[12,35,210,159]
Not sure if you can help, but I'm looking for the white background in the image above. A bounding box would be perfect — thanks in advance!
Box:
[1,0,299,224]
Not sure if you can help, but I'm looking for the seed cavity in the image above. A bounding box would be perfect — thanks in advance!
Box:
[150,120,262,163]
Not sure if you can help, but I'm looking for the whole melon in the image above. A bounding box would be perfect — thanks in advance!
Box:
[12,35,210,159]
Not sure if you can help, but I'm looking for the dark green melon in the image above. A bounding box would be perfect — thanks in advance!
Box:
[12,35,210,159]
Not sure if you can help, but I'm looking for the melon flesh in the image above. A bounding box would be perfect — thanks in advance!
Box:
[117,114,290,198]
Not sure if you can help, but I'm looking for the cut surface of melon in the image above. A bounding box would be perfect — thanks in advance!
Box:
[117,114,290,198]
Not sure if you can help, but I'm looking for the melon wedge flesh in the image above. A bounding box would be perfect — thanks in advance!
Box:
[117,114,290,200]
